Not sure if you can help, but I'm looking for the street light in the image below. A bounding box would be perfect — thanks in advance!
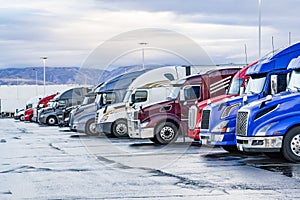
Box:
[33,68,38,96]
[41,57,47,95]
[139,42,148,69]
[258,0,262,58]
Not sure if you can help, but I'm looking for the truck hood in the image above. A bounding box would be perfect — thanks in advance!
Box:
[241,91,299,112]
[197,94,233,108]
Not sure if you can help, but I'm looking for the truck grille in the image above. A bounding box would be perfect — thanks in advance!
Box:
[236,111,248,136]
[200,110,210,130]
[134,111,139,120]
[188,106,197,129]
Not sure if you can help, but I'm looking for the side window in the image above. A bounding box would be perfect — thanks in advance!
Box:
[58,100,66,107]
[134,91,148,103]
[184,86,200,100]
[277,74,287,93]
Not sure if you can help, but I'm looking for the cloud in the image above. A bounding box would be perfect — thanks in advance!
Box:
[0,0,299,68]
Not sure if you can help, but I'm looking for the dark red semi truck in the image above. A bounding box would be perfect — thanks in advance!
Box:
[127,68,240,144]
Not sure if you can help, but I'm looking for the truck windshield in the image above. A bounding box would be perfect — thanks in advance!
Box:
[227,78,244,95]
[82,96,96,105]
[167,87,180,100]
[245,75,266,94]
[123,90,132,103]
[287,70,300,92]
[95,94,102,105]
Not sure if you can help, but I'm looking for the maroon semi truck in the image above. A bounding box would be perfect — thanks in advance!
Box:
[127,68,240,144]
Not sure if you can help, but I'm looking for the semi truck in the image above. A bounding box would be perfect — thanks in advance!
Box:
[38,87,91,126]
[127,68,239,144]
[199,42,300,152]
[95,66,187,137]
[236,55,300,162]
[187,62,257,141]
[69,69,152,135]
[31,93,57,122]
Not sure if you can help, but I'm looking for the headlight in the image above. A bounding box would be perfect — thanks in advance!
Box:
[140,121,149,128]
[100,115,109,123]
[221,103,240,119]
[212,120,229,133]
[256,122,279,136]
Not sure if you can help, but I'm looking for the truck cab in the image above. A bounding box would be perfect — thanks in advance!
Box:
[127,68,239,144]
[32,94,57,123]
[95,66,187,137]
[38,87,90,126]
[236,55,300,162]
[188,62,257,141]
[199,42,300,152]
[69,70,152,135]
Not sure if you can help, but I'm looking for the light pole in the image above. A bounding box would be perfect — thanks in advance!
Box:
[258,0,262,58]
[41,57,47,95]
[139,42,148,69]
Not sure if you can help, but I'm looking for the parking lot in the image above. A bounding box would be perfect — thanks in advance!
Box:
[1,118,300,199]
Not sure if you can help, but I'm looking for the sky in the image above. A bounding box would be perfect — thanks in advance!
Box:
[0,0,299,69]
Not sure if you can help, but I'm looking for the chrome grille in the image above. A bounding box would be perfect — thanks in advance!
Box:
[188,106,197,129]
[201,110,210,130]
[236,111,248,136]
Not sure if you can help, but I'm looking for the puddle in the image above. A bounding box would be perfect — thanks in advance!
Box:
[258,164,300,179]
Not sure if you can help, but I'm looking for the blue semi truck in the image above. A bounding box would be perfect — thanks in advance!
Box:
[236,55,300,162]
[199,42,300,152]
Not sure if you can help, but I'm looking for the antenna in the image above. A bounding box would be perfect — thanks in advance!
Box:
[289,32,292,45]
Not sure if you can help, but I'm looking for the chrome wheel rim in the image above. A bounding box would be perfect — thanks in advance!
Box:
[89,122,96,134]
[290,134,300,157]
[116,123,127,135]
[160,126,174,141]
[48,118,56,125]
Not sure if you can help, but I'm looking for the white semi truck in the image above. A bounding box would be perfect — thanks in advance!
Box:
[95,66,188,137]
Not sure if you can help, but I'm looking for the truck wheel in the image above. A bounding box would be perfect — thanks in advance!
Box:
[222,145,238,153]
[47,116,58,126]
[85,119,97,136]
[19,115,25,121]
[154,122,178,144]
[282,127,300,162]
[112,119,128,138]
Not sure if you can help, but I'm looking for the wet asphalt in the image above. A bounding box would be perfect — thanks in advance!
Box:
[0,118,300,199]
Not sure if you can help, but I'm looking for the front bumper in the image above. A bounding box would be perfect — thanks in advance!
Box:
[200,132,236,146]
[95,122,112,135]
[187,128,200,141]
[128,119,155,139]
[236,135,283,152]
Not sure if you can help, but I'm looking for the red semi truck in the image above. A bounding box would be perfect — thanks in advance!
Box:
[187,61,257,140]
[127,68,240,144]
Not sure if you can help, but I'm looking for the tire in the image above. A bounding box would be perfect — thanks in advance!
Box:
[112,119,128,138]
[282,127,300,162]
[19,115,24,121]
[85,119,97,136]
[222,145,239,153]
[154,122,179,145]
[47,116,58,126]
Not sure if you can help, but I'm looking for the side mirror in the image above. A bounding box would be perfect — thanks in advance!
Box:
[270,75,278,95]
[179,89,185,101]
[130,93,135,106]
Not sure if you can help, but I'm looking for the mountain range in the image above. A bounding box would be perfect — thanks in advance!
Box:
[0,65,164,86]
